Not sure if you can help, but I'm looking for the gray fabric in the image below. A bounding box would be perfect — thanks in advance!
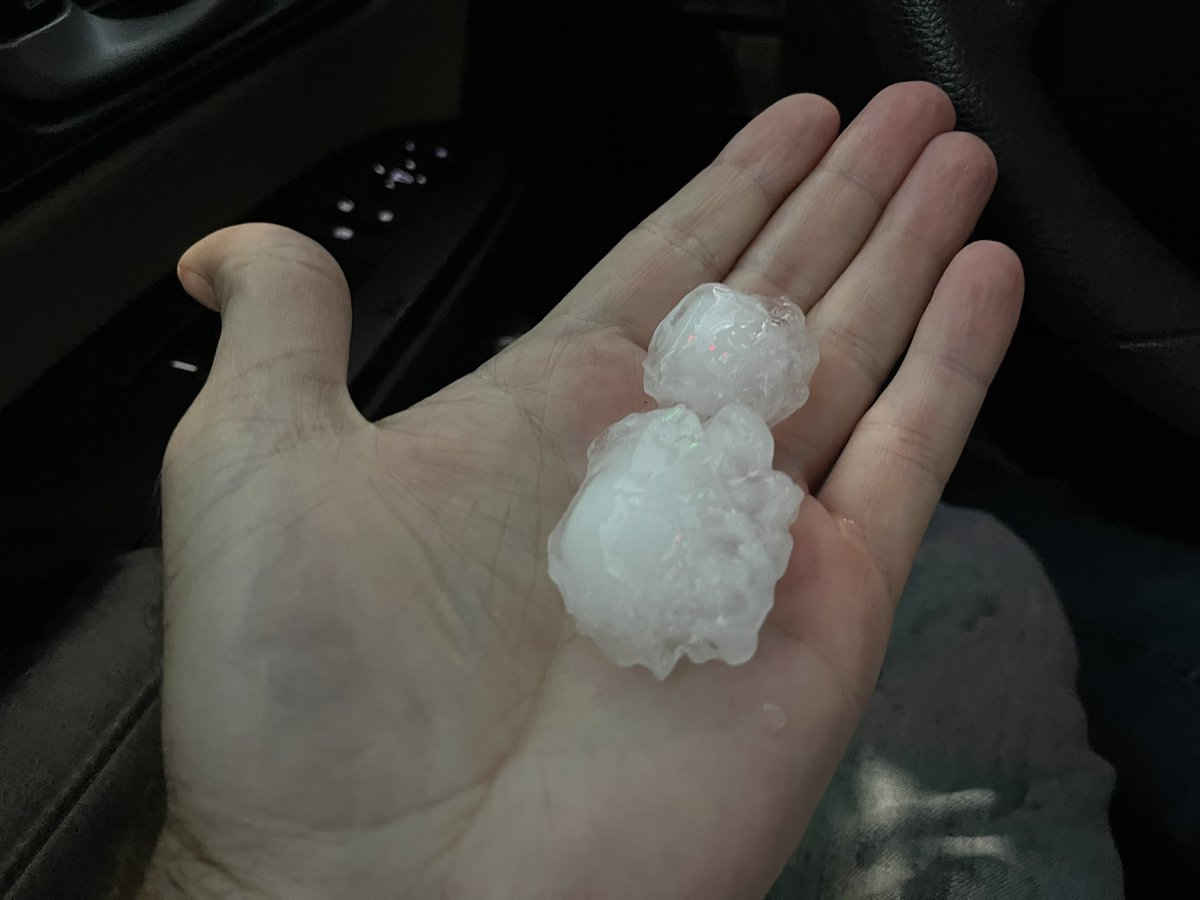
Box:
[769,505,1124,899]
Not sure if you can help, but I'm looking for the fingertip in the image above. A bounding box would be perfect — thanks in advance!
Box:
[953,240,1025,308]
[722,92,841,174]
[177,264,217,311]
[754,91,840,129]
[975,240,1024,295]
[874,81,957,131]
[912,131,998,215]
[175,225,240,298]
[177,223,350,312]
[927,129,997,178]
[720,95,841,212]
[933,242,1025,354]
[773,92,842,135]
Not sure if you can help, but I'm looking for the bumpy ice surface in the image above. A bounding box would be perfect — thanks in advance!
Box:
[549,282,818,679]
[548,405,803,679]
[643,282,820,426]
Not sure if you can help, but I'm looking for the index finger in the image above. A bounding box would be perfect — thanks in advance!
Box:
[550,94,841,346]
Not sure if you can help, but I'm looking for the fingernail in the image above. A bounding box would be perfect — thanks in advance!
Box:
[177,265,217,309]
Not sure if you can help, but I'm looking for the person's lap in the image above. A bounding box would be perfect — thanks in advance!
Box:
[958,477,1200,894]
[769,505,1124,899]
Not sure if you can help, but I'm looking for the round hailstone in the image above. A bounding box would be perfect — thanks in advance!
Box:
[643,282,820,426]
[548,404,803,680]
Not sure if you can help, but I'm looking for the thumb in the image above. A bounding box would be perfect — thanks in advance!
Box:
[177,223,353,406]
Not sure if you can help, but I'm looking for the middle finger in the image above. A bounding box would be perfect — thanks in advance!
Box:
[724,81,956,310]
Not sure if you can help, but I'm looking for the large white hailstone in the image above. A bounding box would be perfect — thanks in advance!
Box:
[548,283,818,679]
[644,282,820,426]
[548,405,803,679]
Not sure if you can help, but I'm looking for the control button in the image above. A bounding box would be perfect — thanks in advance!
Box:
[404,140,417,152]
[377,209,395,223]
[415,174,428,186]
[326,230,390,267]
[151,311,220,384]
[332,225,355,241]
[336,199,356,213]
[434,146,449,160]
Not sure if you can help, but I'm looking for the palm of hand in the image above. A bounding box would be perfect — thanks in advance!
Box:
[153,85,1022,900]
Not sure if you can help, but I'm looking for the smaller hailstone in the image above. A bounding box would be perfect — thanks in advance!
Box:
[644,282,820,426]
[548,404,802,679]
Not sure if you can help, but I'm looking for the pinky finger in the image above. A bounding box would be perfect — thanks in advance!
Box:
[817,240,1024,600]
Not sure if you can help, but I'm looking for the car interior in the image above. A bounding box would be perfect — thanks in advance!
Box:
[1,0,1197,897]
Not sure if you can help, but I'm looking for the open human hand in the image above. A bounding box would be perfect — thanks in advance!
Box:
[145,83,1023,899]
